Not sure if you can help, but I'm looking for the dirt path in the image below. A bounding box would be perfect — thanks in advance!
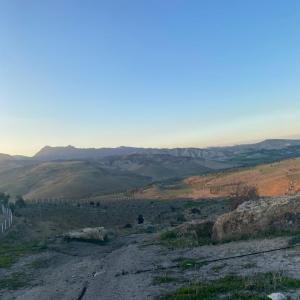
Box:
[0,234,166,300]
[2,234,300,300]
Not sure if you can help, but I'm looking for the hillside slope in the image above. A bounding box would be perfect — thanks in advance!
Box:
[0,161,150,199]
[2,139,300,200]
[98,154,230,180]
[136,156,300,199]
[0,154,229,200]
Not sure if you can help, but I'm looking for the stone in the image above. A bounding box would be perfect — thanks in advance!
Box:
[267,293,287,300]
[212,195,300,241]
[64,227,108,241]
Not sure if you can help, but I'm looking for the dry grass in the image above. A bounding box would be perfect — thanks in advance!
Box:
[160,272,300,300]
[138,157,300,200]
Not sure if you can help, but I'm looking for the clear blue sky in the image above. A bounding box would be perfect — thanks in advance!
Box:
[1,0,300,155]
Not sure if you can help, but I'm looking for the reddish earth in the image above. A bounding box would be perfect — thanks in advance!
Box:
[136,157,300,199]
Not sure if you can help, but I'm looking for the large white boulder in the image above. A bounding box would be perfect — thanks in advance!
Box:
[268,293,287,300]
[64,227,108,241]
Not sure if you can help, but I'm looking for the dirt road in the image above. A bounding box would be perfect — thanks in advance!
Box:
[3,232,300,300]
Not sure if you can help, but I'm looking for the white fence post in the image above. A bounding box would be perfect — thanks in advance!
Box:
[0,204,13,235]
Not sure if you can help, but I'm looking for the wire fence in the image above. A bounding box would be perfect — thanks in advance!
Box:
[27,193,136,207]
[1,204,13,234]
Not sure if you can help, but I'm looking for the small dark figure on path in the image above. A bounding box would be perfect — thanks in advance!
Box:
[138,214,144,224]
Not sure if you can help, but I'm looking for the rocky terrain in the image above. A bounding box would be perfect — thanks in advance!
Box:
[212,194,300,241]
[2,196,300,299]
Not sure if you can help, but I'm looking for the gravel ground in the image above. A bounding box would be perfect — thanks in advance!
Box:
[2,234,300,300]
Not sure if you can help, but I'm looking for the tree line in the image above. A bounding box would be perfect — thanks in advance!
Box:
[0,192,26,211]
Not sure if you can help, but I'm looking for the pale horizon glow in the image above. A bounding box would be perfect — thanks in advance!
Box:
[1,1,300,156]
[3,135,300,157]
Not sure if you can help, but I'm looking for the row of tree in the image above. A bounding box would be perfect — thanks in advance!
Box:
[230,183,259,210]
[0,192,26,210]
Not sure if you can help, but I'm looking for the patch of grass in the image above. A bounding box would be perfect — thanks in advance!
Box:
[159,272,300,300]
[153,274,177,285]
[160,222,300,250]
[64,237,109,245]
[0,241,47,268]
[259,228,300,239]
[0,272,30,290]
[159,230,199,249]
[159,225,212,249]
[183,198,229,209]
[160,230,178,240]
[288,234,300,246]
[173,257,207,270]
[214,228,300,245]
[229,293,268,300]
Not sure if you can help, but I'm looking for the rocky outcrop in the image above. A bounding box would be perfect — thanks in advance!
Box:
[212,195,300,241]
[64,227,108,242]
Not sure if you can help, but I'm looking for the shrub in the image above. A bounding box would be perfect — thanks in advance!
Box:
[15,196,26,208]
[0,192,10,206]
[230,183,259,210]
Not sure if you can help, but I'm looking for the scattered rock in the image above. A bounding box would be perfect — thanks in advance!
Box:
[267,293,287,300]
[212,195,300,241]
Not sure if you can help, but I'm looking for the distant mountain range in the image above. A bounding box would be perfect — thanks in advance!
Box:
[1,139,300,200]
[33,139,300,161]
[1,139,300,162]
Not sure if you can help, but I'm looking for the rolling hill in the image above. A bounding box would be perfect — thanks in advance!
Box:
[1,139,300,200]
[0,160,151,199]
[0,154,231,199]
[136,156,300,200]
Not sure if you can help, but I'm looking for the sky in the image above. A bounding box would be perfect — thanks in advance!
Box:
[0,0,300,156]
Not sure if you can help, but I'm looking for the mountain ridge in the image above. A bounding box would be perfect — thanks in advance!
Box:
[1,139,300,161]
[33,139,300,161]
[0,138,300,200]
